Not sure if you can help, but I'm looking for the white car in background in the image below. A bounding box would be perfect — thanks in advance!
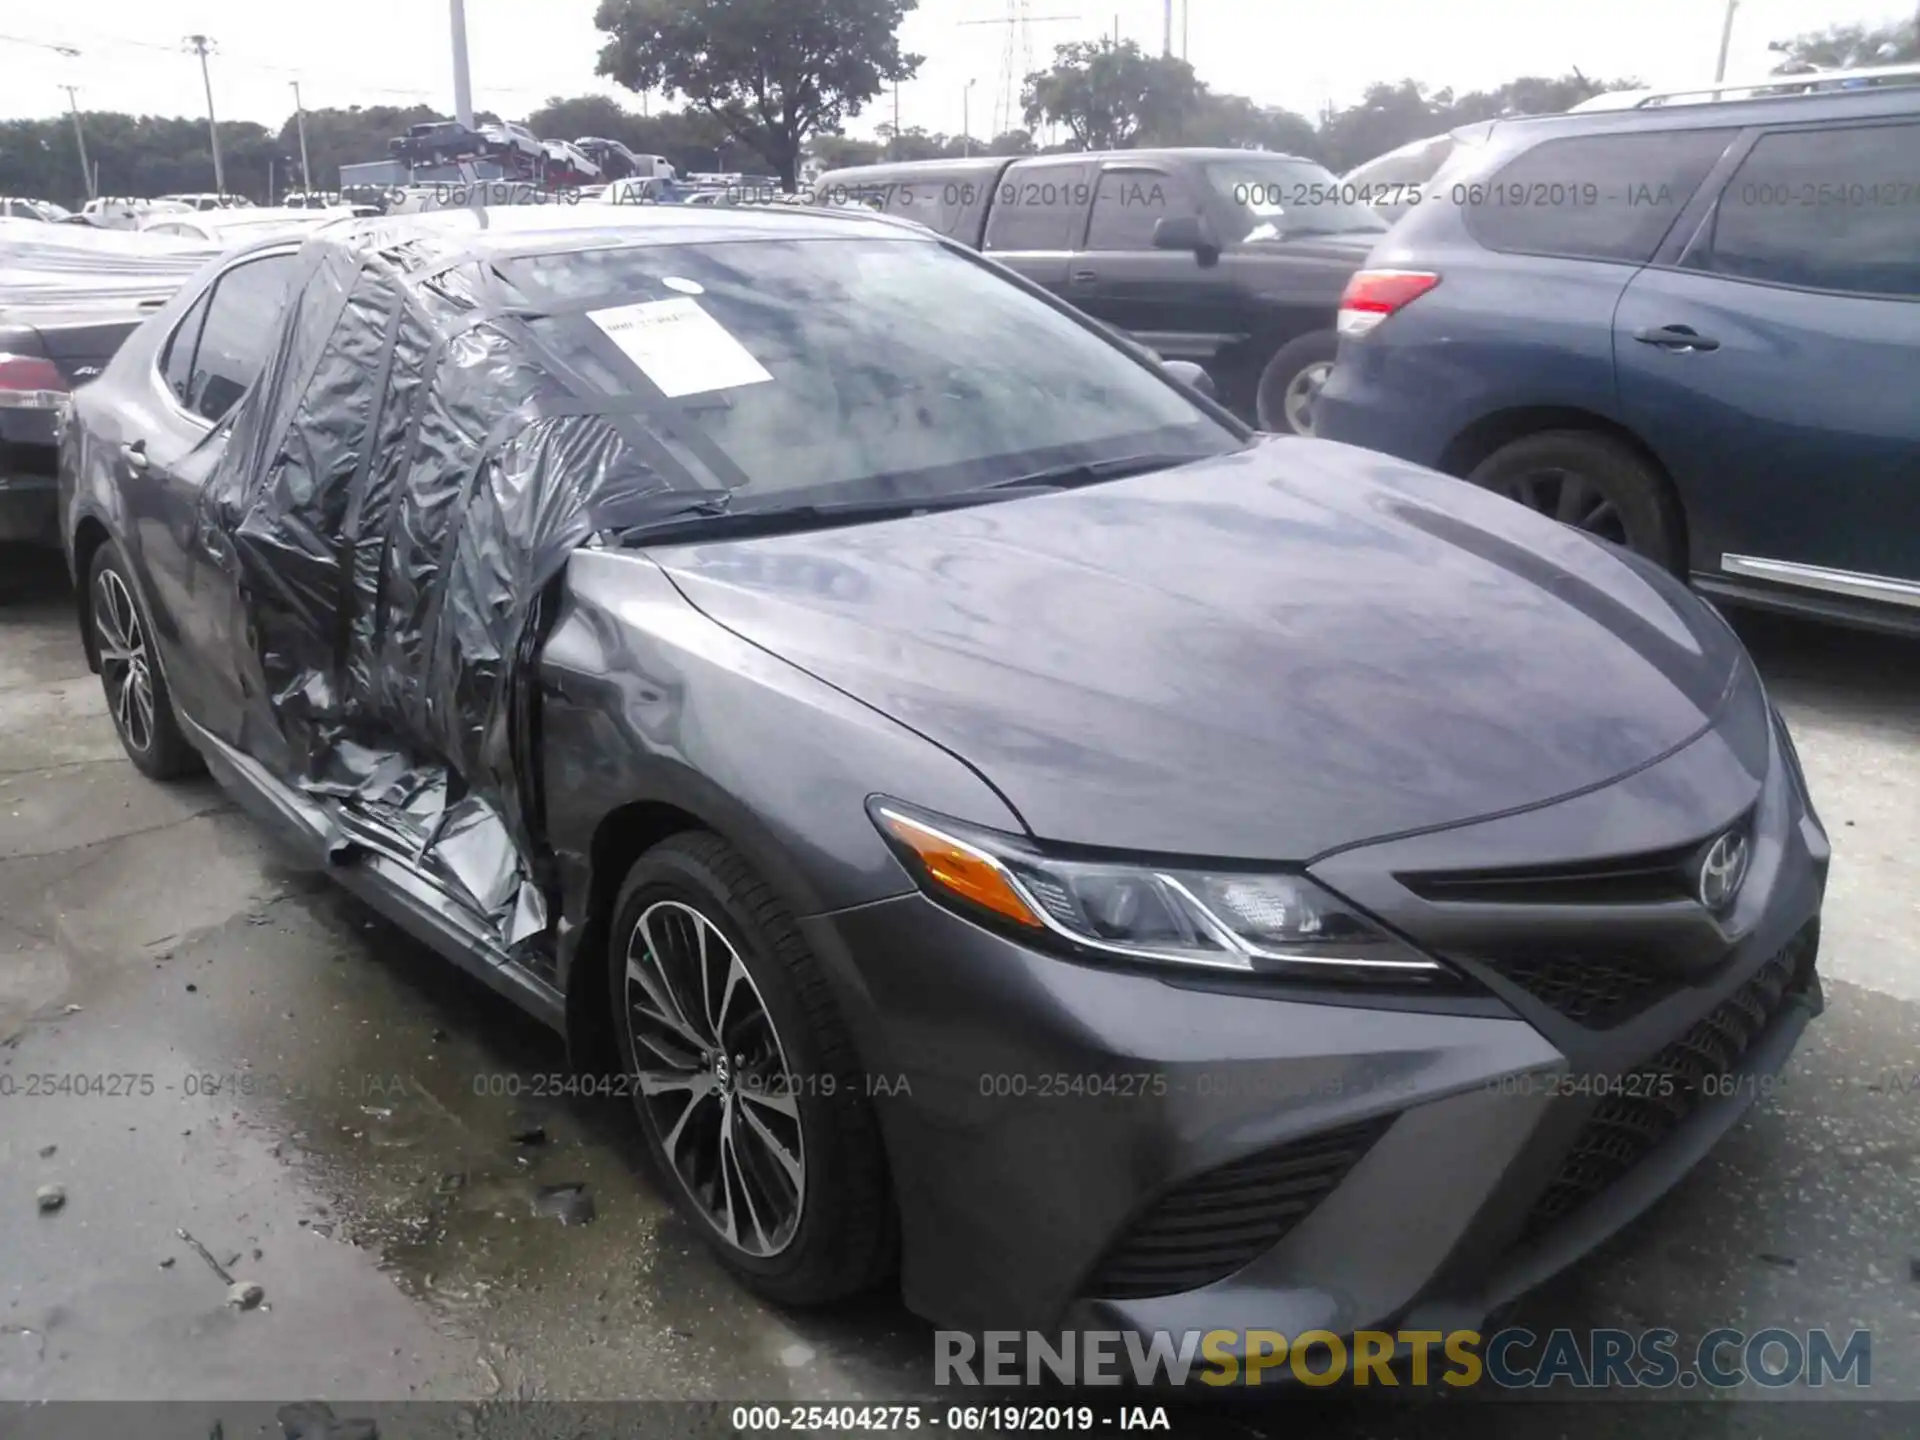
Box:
[0,197,72,222]
[479,122,543,165]
[78,197,193,230]
[540,139,603,183]
[138,206,357,243]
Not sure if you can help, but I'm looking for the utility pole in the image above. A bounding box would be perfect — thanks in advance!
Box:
[1113,14,1120,46]
[1714,0,1739,83]
[290,81,313,192]
[893,80,901,143]
[183,35,226,193]
[1182,0,1189,60]
[1162,0,1171,56]
[449,0,475,129]
[59,84,95,200]
[963,79,976,155]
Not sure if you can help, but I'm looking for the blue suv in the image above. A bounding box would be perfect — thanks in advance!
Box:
[1315,77,1920,635]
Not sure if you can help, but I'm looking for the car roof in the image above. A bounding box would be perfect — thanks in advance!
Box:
[1477,76,1920,142]
[819,148,1317,186]
[217,202,931,275]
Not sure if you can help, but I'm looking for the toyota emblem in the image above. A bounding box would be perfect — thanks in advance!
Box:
[1698,830,1751,911]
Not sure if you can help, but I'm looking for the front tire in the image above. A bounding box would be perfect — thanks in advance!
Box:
[607,831,894,1305]
[1464,429,1684,573]
[1255,330,1340,435]
[87,540,202,781]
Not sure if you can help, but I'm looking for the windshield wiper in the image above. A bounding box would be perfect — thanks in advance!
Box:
[612,488,1054,546]
[979,451,1217,492]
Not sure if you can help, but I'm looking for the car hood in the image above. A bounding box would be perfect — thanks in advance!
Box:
[653,439,1745,861]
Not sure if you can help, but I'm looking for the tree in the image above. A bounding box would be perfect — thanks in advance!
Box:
[1166,90,1323,159]
[1022,38,1202,150]
[810,133,885,169]
[1768,17,1918,68]
[872,123,967,160]
[593,0,923,189]
[523,94,736,175]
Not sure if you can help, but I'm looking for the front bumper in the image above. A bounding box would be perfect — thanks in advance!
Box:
[802,710,1827,1344]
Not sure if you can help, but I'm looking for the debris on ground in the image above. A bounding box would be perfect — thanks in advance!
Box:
[227,1280,266,1309]
[507,1115,547,1146]
[531,1183,596,1226]
[35,1183,65,1213]
[61,1004,81,1014]
[1758,1252,1798,1269]
[278,1400,380,1440]
[37,1144,55,1158]
[159,1257,176,1269]
[178,1227,235,1284]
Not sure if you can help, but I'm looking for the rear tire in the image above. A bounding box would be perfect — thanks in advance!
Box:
[1465,429,1684,573]
[607,831,894,1306]
[1255,330,1340,435]
[87,540,202,781]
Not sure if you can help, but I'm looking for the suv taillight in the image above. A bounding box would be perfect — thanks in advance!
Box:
[0,353,70,411]
[1337,269,1440,339]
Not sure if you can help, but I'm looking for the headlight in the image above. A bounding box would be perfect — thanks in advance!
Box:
[869,799,1455,985]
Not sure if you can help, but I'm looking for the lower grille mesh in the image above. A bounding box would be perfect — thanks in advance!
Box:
[1522,926,1816,1239]
[1084,1115,1394,1300]
[1481,953,1677,1029]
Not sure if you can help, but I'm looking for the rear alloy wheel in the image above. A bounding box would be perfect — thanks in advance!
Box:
[1465,429,1684,573]
[88,541,201,780]
[1255,330,1340,435]
[608,832,893,1303]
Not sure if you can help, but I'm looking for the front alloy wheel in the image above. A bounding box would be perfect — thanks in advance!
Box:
[624,898,805,1257]
[606,832,894,1305]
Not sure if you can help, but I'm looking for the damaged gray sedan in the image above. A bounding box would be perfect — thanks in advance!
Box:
[59,206,1827,1346]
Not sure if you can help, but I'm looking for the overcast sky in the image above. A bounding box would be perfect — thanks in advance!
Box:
[0,0,1907,140]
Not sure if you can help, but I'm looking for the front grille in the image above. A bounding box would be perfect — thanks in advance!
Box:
[1481,954,1676,1029]
[1398,840,1704,907]
[1521,928,1815,1239]
[1084,1115,1394,1300]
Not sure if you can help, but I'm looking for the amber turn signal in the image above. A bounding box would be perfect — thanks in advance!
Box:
[874,808,1044,928]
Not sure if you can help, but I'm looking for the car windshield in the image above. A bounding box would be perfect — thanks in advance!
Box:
[496,235,1242,512]
[1206,159,1390,240]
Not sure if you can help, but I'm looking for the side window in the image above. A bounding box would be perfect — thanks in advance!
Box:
[158,288,214,407]
[1465,129,1738,263]
[1688,122,1920,298]
[184,254,298,423]
[1083,169,1189,251]
[983,162,1095,251]
[884,179,944,229]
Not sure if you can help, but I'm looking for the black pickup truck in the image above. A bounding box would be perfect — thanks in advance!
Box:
[809,148,1390,433]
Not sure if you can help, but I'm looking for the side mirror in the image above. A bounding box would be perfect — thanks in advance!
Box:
[1152,213,1220,261]
[1161,360,1216,399]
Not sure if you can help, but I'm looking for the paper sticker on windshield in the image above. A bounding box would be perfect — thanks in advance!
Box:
[585,297,771,398]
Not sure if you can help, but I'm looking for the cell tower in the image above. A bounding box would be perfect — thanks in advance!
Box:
[959,6,1080,139]
[994,0,1032,138]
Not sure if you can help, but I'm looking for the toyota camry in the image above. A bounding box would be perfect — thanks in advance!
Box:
[58,205,1827,1352]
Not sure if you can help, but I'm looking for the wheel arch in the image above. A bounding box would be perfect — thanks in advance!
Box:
[70,514,113,673]
[559,777,856,1081]
[1436,406,1692,568]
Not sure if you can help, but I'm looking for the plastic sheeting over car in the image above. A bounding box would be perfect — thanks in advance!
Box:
[193,214,695,953]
